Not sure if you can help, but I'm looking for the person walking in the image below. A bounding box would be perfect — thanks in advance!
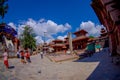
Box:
[3,49,9,69]
[20,50,26,64]
[40,51,43,59]
[16,49,21,58]
[95,42,101,52]
[86,39,95,57]
[25,50,31,63]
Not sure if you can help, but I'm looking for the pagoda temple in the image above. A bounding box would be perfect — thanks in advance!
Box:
[72,29,89,50]
[51,39,65,52]
[49,29,89,53]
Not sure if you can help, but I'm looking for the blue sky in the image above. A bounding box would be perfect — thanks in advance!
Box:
[4,0,103,44]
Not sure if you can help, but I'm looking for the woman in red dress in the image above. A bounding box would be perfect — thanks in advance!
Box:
[3,49,9,68]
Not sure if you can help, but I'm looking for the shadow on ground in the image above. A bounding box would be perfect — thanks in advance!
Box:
[74,48,120,80]
[8,65,15,69]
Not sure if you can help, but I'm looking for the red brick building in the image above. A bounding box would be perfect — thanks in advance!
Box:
[91,0,120,55]
[50,39,65,52]
[49,29,89,53]
[73,29,89,50]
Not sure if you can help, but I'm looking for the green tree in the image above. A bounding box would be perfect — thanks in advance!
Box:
[0,0,8,23]
[89,35,94,38]
[20,26,36,50]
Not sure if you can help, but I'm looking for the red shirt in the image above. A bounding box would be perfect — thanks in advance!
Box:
[25,52,30,58]
[21,52,24,57]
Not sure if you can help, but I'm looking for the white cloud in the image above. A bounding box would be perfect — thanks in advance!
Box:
[21,18,71,37]
[57,35,67,40]
[17,24,25,37]
[35,36,43,44]
[10,18,71,44]
[8,19,104,44]
[78,21,104,37]
[8,22,17,30]
[46,39,54,44]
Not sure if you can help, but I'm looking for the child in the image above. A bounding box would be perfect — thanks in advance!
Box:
[3,49,9,68]
[17,50,20,58]
[20,50,26,64]
[25,50,31,63]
